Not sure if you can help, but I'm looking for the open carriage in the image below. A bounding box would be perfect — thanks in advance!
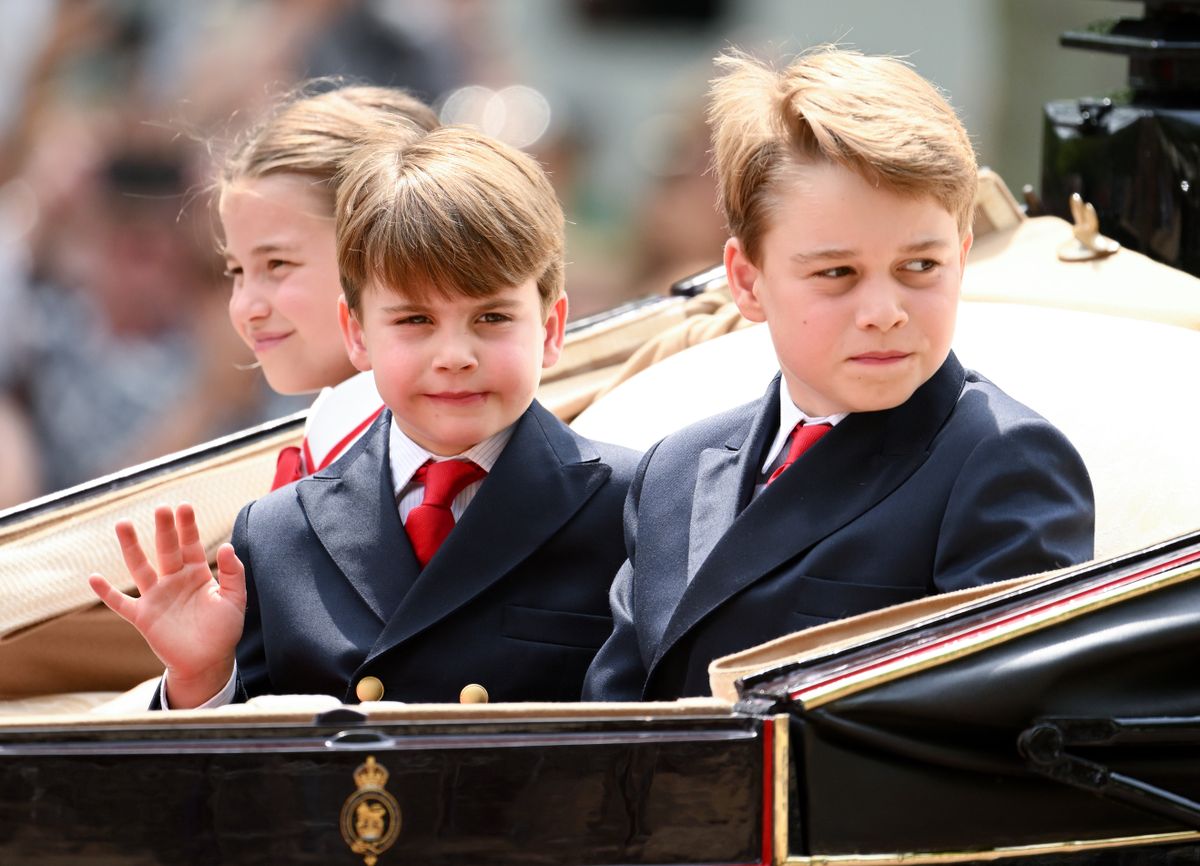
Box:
[1,157,1199,864]
[2,527,1199,866]
[7,0,1200,848]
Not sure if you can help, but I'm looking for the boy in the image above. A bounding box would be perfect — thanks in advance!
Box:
[90,127,640,707]
[583,48,1095,702]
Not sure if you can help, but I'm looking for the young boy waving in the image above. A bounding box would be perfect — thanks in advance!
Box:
[583,48,1095,702]
[91,127,639,707]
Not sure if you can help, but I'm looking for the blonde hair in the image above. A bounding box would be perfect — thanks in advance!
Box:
[337,126,564,316]
[218,82,439,209]
[708,47,977,263]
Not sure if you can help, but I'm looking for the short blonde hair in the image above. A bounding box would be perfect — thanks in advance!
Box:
[218,82,439,207]
[337,126,564,316]
[709,47,977,263]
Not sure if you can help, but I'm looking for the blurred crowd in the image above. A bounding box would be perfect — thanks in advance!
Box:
[0,0,729,508]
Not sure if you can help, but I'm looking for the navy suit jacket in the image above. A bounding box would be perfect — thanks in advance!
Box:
[582,352,1095,702]
[230,401,639,704]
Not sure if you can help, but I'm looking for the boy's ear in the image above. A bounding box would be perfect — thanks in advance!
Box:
[725,237,767,323]
[959,229,974,270]
[541,293,569,369]
[338,295,373,372]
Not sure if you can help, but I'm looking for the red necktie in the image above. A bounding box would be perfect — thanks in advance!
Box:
[405,460,487,567]
[271,445,305,491]
[767,423,832,485]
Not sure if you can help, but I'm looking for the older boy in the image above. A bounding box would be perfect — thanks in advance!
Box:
[583,48,1095,702]
[91,127,639,707]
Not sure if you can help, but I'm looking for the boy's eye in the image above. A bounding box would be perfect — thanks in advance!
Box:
[223,266,242,280]
[266,259,294,272]
[900,259,938,273]
[396,314,432,326]
[478,312,512,324]
[814,266,854,279]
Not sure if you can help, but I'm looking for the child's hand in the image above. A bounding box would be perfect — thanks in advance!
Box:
[89,504,246,709]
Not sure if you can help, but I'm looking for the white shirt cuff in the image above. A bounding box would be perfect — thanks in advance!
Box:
[159,666,238,709]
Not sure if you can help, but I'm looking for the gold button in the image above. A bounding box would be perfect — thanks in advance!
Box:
[459,683,489,704]
[355,676,384,702]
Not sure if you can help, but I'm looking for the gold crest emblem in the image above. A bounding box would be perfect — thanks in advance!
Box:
[340,756,401,865]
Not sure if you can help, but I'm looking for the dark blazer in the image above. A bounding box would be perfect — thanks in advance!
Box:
[583,352,1095,702]
[230,401,639,704]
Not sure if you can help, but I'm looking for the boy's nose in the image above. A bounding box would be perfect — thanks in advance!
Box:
[856,280,908,331]
[432,335,478,371]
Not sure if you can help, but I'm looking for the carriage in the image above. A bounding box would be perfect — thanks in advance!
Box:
[1,158,1199,863]
[5,0,1200,852]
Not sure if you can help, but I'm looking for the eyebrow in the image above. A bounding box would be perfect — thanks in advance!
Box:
[899,238,951,254]
[377,297,522,315]
[223,242,299,264]
[790,248,855,264]
[249,241,299,256]
[379,301,427,314]
[790,238,951,264]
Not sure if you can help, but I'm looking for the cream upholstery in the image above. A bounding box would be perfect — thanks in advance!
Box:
[0,425,299,705]
[964,216,1200,329]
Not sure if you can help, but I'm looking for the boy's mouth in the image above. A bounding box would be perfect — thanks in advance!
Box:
[426,391,488,405]
[850,351,910,365]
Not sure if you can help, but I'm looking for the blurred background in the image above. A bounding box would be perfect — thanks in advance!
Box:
[0,0,1136,506]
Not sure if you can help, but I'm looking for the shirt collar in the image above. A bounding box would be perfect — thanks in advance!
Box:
[760,379,849,474]
[303,371,384,470]
[389,416,516,498]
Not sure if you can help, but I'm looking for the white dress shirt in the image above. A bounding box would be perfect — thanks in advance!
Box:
[388,417,514,523]
[301,369,384,473]
[753,380,848,498]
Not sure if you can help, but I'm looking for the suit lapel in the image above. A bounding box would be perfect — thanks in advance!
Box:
[686,383,780,581]
[362,402,612,664]
[296,412,419,625]
[650,354,968,675]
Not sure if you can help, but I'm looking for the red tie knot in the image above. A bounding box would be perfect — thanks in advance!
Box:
[767,422,832,485]
[406,459,488,568]
[412,459,488,509]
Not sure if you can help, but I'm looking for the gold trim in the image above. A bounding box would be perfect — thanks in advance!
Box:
[785,829,1200,865]
[795,561,1200,710]
[773,714,790,865]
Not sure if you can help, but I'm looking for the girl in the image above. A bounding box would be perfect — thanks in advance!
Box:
[217,83,439,488]
[0,85,439,716]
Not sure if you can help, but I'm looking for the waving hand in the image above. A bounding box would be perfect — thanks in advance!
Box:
[89,503,246,708]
